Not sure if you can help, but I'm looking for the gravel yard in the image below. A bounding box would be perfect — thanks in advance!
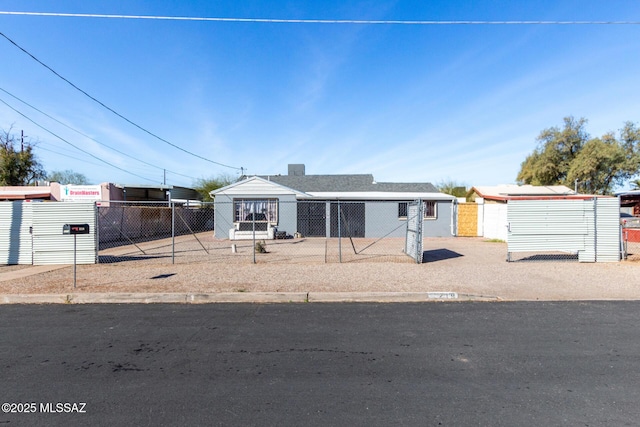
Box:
[1,236,638,301]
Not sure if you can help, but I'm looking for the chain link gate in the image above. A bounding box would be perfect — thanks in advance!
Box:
[404,200,424,264]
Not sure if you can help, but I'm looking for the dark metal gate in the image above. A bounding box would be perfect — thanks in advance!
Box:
[297,202,326,237]
[330,202,365,238]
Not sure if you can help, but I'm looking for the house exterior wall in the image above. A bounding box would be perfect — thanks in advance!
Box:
[365,200,454,238]
[213,194,298,239]
[276,196,298,236]
[426,201,455,237]
[213,194,235,239]
[103,183,124,201]
[364,201,398,237]
[214,196,455,239]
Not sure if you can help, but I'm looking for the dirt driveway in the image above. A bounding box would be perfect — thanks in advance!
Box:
[0,237,638,301]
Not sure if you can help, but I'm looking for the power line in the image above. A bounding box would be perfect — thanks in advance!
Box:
[0,30,243,171]
[0,11,639,25]
[0,86,201,182]
[37,145,113,169]
[39,144,183,185]
[0,96,158,183]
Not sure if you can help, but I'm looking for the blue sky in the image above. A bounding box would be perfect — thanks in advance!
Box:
[0,1,639,189]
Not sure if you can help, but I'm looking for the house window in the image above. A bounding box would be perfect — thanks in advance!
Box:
[398,201,437,220]
[234,199,278,224]
[398,203,408,218]
[424,201,437,219]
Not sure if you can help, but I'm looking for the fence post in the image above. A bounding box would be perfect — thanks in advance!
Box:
[593,197,598,263]
[252,200,257,264]
[338,200,342,263]
[95,202,100,264]
[171,201,175,264]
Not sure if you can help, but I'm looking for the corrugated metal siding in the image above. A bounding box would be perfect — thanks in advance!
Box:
[508,199,591,259]
[32,202,97,265]
[507,198,619,263]
[0,201,33,265]
[579,202,596,263]
[596,198,621,262]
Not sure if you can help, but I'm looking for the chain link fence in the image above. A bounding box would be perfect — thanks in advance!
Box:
[97,200,424,265]
[97,201,214,263]
[622,227,640,261]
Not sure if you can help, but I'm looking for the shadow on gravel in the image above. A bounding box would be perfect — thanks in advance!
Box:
[151,273,177,279]
[511,254,579,262]
[422,249,464,263]
[98,255,170,263]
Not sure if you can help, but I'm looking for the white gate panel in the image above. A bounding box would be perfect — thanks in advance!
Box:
[32,202,97,265]
[0,202,33,265]
[483,203,508,241]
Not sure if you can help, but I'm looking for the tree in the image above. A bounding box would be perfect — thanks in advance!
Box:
[517,116,589,186]
[0,128,46,186]
[47,169,90,185]
[193,173,236,202]
[566,135,626,195]
[517,117,640,194]
[436,179,468,198]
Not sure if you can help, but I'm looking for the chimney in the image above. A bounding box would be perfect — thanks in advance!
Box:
[288,164,305,176]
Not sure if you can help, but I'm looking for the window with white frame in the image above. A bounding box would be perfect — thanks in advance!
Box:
[398,201,437,220]
[234,199,278,223]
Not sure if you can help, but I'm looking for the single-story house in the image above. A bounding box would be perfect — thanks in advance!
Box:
[211,164,457,240]
[466,184,593,241]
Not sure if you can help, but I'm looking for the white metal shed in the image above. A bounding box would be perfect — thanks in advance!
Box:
[507,198,620,263]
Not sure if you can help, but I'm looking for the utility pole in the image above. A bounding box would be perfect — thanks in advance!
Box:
[20,130,25,152]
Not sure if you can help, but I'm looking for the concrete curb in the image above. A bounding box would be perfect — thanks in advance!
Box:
[0,292,501,304]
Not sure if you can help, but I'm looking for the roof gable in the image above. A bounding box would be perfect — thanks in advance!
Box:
[210,176,306,197]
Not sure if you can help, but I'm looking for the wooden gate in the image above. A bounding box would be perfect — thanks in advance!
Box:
[457,203,478,237]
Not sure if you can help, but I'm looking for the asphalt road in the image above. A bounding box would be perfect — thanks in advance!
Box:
[1,302,640,426]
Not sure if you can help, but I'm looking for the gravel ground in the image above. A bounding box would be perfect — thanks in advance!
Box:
[1,235,638,301]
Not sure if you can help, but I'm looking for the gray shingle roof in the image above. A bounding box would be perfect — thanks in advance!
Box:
[260,174,438,193]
